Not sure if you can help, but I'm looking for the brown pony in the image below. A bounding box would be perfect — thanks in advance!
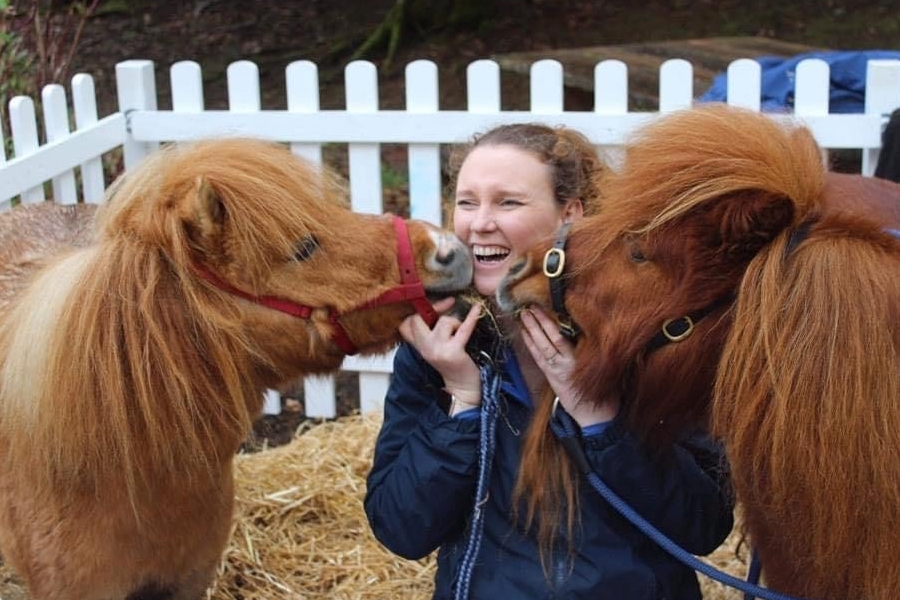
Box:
[498,103,900,600]
[0,201,97,312]
[0,138,472,600]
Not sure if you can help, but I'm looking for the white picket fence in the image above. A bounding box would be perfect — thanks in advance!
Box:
[3,56,900,418]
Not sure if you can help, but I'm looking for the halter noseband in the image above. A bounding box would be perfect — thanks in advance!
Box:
[195,215,437,356]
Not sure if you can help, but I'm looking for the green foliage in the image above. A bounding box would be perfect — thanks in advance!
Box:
[0,1,100,156]
[0,1,33,153]
[381,164,407,190]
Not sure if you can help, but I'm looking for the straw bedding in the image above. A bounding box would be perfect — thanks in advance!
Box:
[0,413,748,599]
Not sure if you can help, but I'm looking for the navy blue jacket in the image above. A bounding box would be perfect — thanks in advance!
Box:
[365,343,734,600]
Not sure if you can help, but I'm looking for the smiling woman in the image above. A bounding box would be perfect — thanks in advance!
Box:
[363,122,733,600]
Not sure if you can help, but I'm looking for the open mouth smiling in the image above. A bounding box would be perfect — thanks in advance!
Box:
[473,244,510,264]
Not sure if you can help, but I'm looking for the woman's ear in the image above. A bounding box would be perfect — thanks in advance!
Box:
[562,198,584,223]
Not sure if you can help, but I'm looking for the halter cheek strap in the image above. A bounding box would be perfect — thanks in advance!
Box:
[543,221,581,340]
[194,214,436,356]
[351,216,438,327]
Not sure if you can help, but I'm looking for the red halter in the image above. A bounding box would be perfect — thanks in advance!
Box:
[194,215,438,355]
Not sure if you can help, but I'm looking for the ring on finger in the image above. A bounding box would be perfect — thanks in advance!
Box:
[547,352,560,365]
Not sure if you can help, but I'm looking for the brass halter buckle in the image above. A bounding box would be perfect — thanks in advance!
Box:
[543,247,566,278]
[661,316,695,342]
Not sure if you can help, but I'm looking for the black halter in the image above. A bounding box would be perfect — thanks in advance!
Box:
[541,222,733,353]
[542,222,581,340]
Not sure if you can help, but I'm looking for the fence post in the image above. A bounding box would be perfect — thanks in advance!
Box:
[863,59,900,175]
[115,60,159,168]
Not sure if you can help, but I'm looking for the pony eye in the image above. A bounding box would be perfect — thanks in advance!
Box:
[628,241,647,263]
[292,235,319,262]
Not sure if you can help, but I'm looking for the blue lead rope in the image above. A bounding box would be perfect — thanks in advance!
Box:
[547,402,813,600]
[453,364,502,600]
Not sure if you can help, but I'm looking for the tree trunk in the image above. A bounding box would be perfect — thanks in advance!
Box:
[352,0,493,68]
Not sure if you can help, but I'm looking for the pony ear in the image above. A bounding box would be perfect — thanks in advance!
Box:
[715,193,795,261]
[192,176,226,239]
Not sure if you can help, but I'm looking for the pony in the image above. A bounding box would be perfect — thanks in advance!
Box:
[0,201,97,312]
[0,138,473,600]
[497,103,900,600]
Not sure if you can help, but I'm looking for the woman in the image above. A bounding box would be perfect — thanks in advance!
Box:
[364,123,733,600]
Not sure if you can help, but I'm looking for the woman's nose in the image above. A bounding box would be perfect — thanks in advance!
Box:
[470,205,497,231]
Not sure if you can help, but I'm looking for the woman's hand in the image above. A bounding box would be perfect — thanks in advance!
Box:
[399,298,483,408]
[519,306,619,427]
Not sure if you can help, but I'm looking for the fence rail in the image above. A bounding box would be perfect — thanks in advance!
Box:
[3,56,900,417]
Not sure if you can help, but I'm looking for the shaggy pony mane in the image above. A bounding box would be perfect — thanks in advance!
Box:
[0,139,347,506]
[715,210,900,598]
[594,104,825,244]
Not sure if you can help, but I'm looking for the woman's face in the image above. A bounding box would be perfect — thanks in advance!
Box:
[453,144,582,296]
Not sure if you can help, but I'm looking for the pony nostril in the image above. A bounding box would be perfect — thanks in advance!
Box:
[435,235,472,267]
[435,247,457,266]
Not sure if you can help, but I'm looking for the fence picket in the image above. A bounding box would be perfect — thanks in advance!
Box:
[9,96,44,203]
[344,59,390,414]
[227,60,261,112]
[171,61,205,112]
[793,58,830,117]
[42,85,78,204]
[594,60,628,114]
[72,74,105,202]
[467,60,501,113]
[530,59,564,112]
[405,59,443,226]
[286,60,323,165]
[3,56,900,417]
[725,58,762,110]
[659,59,693,112]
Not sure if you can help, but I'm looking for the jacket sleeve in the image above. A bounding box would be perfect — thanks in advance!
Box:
[582,422,734,556]
[364,343,482,559]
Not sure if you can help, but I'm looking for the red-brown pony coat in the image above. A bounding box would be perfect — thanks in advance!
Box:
[0,139,472,600]
[499,104,900,599]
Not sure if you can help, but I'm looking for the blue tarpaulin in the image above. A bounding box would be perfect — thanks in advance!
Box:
[698,50,900,113]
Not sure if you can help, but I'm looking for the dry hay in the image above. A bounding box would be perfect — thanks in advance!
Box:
[208,412,435,600]
[213,412,750,600]
[0,413,749,599]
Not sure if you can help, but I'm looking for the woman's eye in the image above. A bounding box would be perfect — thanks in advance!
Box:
[293,235,319,262]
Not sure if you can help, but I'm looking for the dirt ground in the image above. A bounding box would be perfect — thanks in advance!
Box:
[62,0,900,446]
